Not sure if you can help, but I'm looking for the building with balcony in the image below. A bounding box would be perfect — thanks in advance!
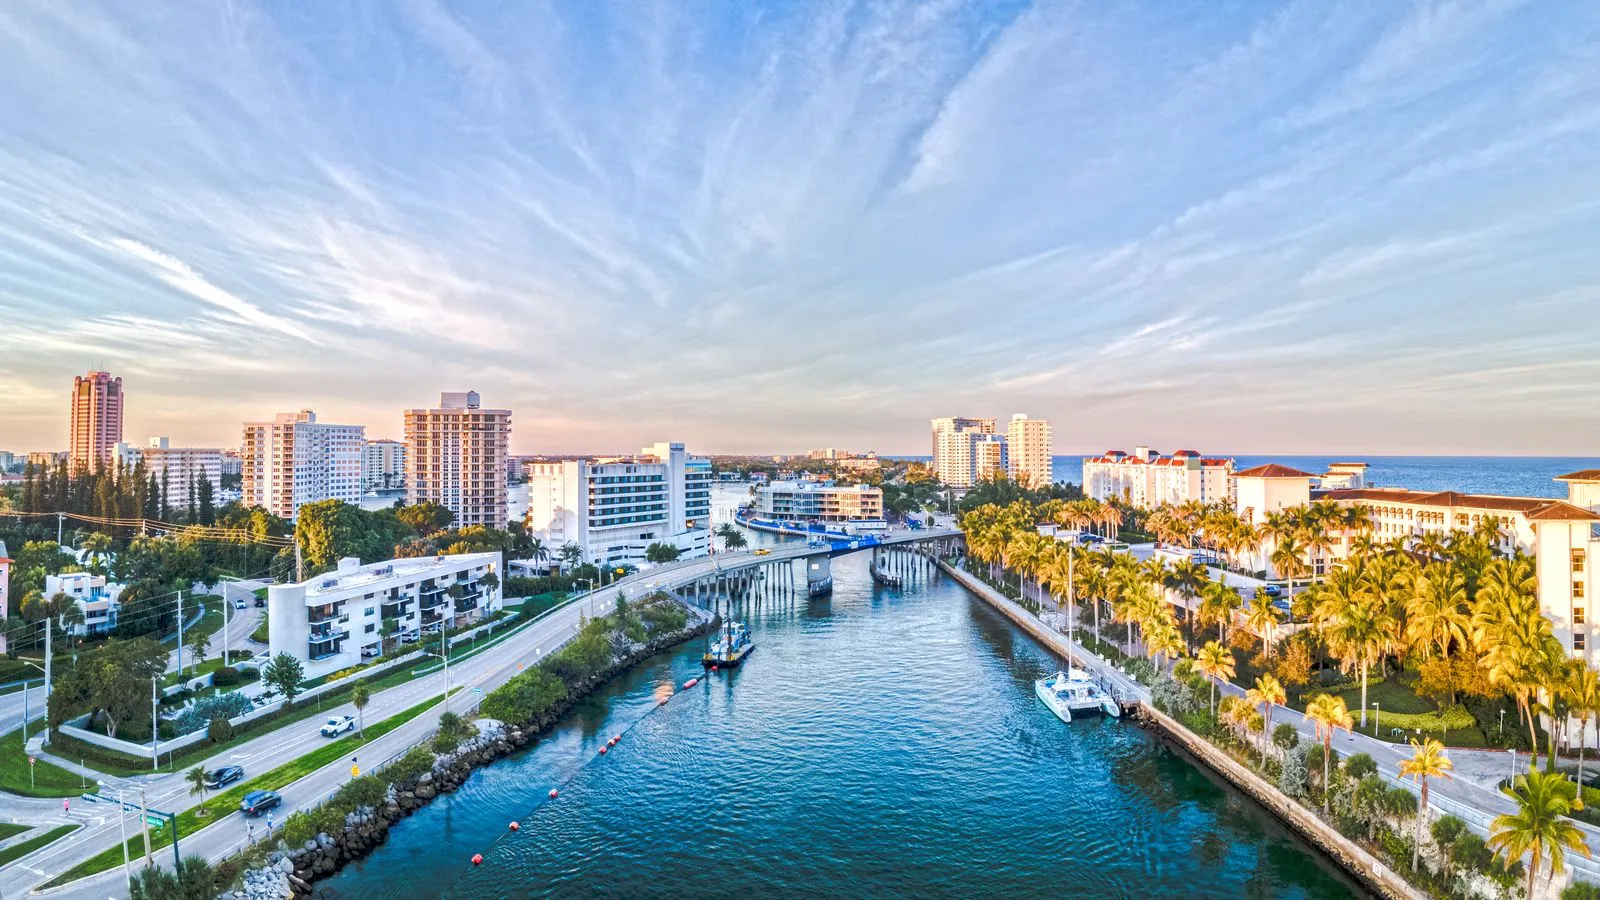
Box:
[267,551,502,680]
[525,442,712,568]
[113,437,223,493]
[68,370,124,473]
[404,391,510,527]
[242,410,364,520]
[1005,414,1054,488]
[44,571,125,636]
[930,417,1005,488]
[362,439,407,492]
[752,482,886,529]
[1082,447,1235,509]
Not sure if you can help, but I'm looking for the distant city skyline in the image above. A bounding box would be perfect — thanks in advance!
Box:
[2,3,1598,456]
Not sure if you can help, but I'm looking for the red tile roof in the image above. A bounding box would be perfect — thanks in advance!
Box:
[1525,501,1600,522]
[1319,489,1600,521]
[1234,463,1316,479]
[1556,470,1600,482]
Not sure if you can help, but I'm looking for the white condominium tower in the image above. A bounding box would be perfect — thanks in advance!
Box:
[525,441,713,567]
[930,417,1005,488]
[404,391,511,528]
[113,437,224,493]
[1005,414,1053,488]
[362,439,407,492]
[241,410,365,520]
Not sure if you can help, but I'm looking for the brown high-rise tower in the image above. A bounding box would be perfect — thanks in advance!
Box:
[68,370,124,473]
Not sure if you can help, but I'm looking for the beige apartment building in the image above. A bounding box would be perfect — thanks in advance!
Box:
[930,417,1003,488]
[404,391,511,528]
[242,410,365,520]
[1005,414,1053,487]
[68,370,124,472]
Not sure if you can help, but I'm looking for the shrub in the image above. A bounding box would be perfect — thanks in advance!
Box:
[382,747,436,788]
[1430,814,1466,847]
[1562,883,1600,900]
[1272,723,1299,751]
[480,668,567,727]
[333,775,386,811]
[1151,674,1195,716]
[1383,786,1418,818]
[1344,753,1378,780]
[207,715,235,744]
[1278,745,1310,800]
[212,667,241,687]
[173,692,253,736]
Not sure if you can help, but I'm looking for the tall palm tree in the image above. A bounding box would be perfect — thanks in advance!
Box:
[1146,620,1185,670]
[1247,674,1287,756]
[1488,765,1591,900]
[1569,664,1600,789]
[1304,694,1354,811]
[527,538,550,570]
[1405,563,1469,701]
[351,680,371,739]
[1195,641,1235,718]
[1325,592,1400,731]
[1474,556,1551,758]
[82,531,114,577]
[1165,559,1209,651]
[1398,738,1454,872]
[1270,535,1311,613]
[1244,590,1282,658]
[1197,581,1240,645]
[186,765,211,816]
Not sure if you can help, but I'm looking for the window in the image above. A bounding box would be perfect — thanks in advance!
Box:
[1576,549,1587,573]
[1577,607,1587,625]
[365,623,376,634]
[1576,634,1587,652]
[1577,582,1587,599]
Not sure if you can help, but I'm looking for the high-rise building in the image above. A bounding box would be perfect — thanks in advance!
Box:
[404,392,511,528]
[525,441,712,567]
[241,410,365,520]
[113,437,223,495]
[68,370,124,472]
[1005,414,1053,488]
[930,417,1004,488]
[362,439,407,492]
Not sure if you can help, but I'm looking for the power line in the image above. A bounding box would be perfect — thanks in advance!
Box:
[4,510,294,548]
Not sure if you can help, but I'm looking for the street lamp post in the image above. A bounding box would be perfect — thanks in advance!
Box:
[98,780,132,889]
[1372,702,1380,738]
[1510,747,1517,781]
[422,650,450,713]
[19,661,44,744]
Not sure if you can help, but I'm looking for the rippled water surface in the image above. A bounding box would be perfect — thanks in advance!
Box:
[315,555,1364,899]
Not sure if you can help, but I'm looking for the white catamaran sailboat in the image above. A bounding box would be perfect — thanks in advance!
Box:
[1034,668,1121,723]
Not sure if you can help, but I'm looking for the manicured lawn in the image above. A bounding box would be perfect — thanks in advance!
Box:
[163,655,232,687]
[50,690,453,883]
[0,721,86,797]
[1333,678,1434,715]
[0,823,29,841]
[0,825,78,868]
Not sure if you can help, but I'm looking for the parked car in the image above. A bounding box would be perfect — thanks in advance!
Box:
[399,632,420,644]
[205,765,245,790]
[233,598,248,610]
[361,646,381,659]
[239,790,281,816]
[320,715,356,737]
[254,596,265,608]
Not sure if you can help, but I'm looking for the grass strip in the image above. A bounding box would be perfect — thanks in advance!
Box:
[0,825,78,868]
[46,690,451,885]
[0,720,86,797]
[0,823,30,841]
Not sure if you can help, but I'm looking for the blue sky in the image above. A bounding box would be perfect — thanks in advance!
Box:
[1,1,1597,456]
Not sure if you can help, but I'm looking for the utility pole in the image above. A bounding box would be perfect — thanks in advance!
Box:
[139,786,152,864]
[151,676,159,772]
[43,621,52,727]
[56,512,64,546]
[222,582,230,667]
[175,590,184,675]
[294,538,304,583]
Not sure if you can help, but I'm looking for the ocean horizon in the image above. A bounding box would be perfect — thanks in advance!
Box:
[882,454,1600,500]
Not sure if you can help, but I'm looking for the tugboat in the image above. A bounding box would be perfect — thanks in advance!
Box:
[702,621,754,668]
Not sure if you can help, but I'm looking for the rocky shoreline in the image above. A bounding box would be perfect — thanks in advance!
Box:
[227,612,716,899]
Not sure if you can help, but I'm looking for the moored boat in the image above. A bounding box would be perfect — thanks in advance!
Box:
[1034,668,1121,723]
[702,621,754,668]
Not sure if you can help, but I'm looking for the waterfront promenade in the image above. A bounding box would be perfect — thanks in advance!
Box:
[939,553,1600,889]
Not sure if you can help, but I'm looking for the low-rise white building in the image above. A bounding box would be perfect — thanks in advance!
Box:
[525,442,713,567]
[752,481,886,529]
[44,572,124,636]
[1083,447,1235,509]
[114,438,223,493]
[267,552,502,680]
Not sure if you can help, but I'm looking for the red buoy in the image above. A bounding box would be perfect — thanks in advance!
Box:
[683,678,699,689]
[549,788,559,799]
[471,854,483,865]
[509,821,519,832]
[599,745,608,755]
[711,666,719,673]
[612,734,621,744]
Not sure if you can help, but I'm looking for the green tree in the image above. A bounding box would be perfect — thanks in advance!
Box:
[645,542,682,563]
[723,530,748,551]
[127,856,215,900]
[262,652,305,706]
[351,680,370,738]
[1488,765,1590,900]
[185,629,210,675]
[480,667,568,726]
[82,637,168,738]
[395,501,456,536]
[186,765,211,815]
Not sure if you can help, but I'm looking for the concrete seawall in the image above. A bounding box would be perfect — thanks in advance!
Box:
[936,557,1423,900]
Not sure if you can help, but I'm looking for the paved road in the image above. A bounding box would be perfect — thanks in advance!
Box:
[0,534,953,898]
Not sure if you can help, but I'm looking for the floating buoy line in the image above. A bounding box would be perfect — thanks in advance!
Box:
[463,664,723,870]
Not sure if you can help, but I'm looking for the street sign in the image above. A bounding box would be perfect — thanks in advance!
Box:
[351,765,360,777]
[472,687,483,695]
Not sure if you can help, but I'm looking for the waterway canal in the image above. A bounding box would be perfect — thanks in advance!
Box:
[314,553,1364,899]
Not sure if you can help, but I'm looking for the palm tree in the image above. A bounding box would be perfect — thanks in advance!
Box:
[1247,674,1286,756]
[724,530,748,552]
[1197,581,1240,645]
[351,680,371,739]
[1473,556,1551,758]
[1146,620,1185,670]
[526,538,550,571]
[186,765,210,816]
[557,542,583,572]
[1398,738,1454,872]
[82,531,114,577]
[1405,564,1469,701]
[1195,641,1235,718]
[1570,664,1600,790]
[1244,590,1282,658]
[1270,535,1311,614]
[1488,765,1591,900]
[1304,694,1354,811]
[1165,559,1209,651]
[1325,592,1400,732]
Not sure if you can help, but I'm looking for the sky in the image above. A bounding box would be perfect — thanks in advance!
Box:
[1,1,1598,458]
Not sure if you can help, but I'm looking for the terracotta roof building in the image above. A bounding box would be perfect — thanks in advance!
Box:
[1083,446,1234,509]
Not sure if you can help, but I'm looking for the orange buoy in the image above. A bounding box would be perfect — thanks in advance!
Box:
[549,788,559,799]
[509,821,519,832]
[599,745,608,755]
[683,678,698,689]
[471,853,483,865]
